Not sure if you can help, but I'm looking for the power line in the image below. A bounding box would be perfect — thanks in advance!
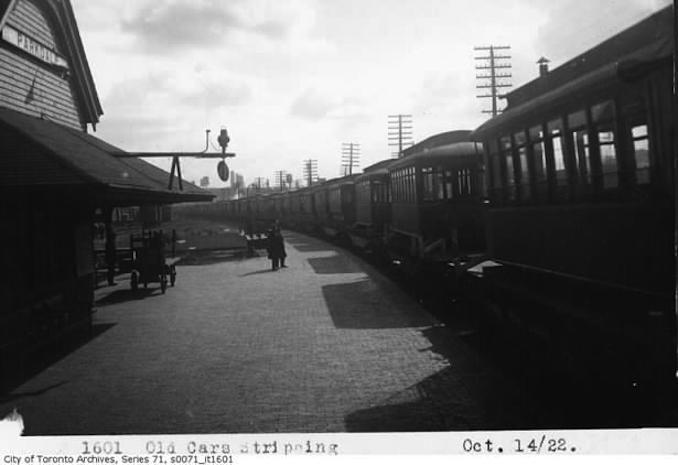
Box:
[474,45,512,117]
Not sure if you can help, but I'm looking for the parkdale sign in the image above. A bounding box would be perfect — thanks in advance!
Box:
[1,24,69,69]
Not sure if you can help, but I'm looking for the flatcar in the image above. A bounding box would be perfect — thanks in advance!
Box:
[469,5,675,389]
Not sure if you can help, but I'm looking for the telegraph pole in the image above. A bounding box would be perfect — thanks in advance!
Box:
[303,159,318,186]
[274,170,287,192]
[474,45,512,116]
[254,177,266,192]
[388,114,413,158]
[341,143,360,175]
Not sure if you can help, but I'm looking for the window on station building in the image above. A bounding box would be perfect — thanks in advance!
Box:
[548,119,567,187]
[568,110,592,186]
[631,124,650,184]
[592,100,619,190]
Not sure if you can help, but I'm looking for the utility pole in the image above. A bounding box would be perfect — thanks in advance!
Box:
[303,159,318,187]
[341,143,360,176]
[474,45,512,117]
[388,114,413,158]
[254,177,266,192]
[274,170,287,192]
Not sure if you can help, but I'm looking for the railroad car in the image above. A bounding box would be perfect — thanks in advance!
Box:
[468,5,675,389]
[387,131,486,281]
[349,159,396,251]
[321,174,359,239]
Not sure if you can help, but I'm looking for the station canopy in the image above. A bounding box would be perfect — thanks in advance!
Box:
[0,107,214,206]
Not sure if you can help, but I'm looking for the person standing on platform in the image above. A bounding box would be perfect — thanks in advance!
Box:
[267,227,287,271]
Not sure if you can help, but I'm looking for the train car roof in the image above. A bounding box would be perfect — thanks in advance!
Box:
[389,141,482,169]
[319,174,360,189]
[355,159,397,181]
[471,5,673,139]
[401,130,472,157]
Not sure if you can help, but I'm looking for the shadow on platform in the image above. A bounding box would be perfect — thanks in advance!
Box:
[239,269,279,277]
[322,279,433,329]
[95,288,157,306]
[307,255,363,274]
[176,248,248,267]
[1,323,116,397]
[344,325,532,432]
[288,242,336,253]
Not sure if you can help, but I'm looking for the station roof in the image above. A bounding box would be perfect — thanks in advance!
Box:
[0,107,214,206]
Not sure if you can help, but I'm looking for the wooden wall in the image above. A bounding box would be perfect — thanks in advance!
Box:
[0,0,83,129]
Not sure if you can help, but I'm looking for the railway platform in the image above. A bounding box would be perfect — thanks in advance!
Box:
[0,229,531,435]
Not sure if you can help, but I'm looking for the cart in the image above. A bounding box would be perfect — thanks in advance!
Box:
[129,230,177,293]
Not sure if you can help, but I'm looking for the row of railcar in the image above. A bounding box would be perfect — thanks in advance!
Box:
[199,6,676,392]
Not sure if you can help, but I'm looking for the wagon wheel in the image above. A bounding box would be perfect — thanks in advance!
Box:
[130,271,139,291]
[170,265,177,287]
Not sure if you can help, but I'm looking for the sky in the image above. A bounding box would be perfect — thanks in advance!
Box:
[70,0,672,188]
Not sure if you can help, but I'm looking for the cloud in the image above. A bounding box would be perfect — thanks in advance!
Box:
[120,1,242,52]
[290,88,337,120]
[118,0,307,54]
[179,81,253,108]
[253,20,289,39]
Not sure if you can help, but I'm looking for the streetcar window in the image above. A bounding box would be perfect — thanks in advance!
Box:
[457,168,472,197]
[436,167,445,200]
[598,124,618,189]
[631,124,650,184]
[567,110,587,128]
[514,131,530,201]
[518,146,530,199]
[491,154,501,190]
[445,170,454,199]
[591,100,614,123]
[571,129,592,185]
[568,110,592,186]
[422,167,434,200]
[500,136,515,201]
[529,125,547,184]
[548,119,567,187]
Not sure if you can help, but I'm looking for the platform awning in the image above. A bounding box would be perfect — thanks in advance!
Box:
[0,107,214,206]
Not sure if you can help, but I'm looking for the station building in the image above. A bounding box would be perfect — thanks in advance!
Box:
[0,0,212,388]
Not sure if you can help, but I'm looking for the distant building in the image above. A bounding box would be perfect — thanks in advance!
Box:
[0,0,212,389]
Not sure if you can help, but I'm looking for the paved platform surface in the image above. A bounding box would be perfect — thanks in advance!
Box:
[0,230,533,435]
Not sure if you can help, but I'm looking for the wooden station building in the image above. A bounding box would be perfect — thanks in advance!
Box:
[0,0,212,388]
